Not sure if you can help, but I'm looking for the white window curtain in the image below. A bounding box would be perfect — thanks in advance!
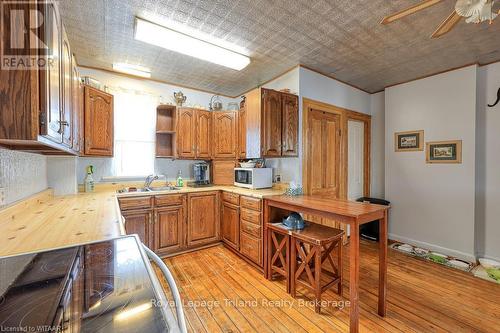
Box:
[109,87,159,177]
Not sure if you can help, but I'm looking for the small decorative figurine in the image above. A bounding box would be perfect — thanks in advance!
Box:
[173,91,187,106]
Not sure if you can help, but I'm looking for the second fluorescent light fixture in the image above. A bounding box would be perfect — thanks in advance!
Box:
[134,18,250,71]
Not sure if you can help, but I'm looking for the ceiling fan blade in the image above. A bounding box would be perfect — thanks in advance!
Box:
[431,11,462,38]
[381,0,444,24]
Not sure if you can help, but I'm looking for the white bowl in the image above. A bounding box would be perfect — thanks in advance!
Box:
[479,258,500,269]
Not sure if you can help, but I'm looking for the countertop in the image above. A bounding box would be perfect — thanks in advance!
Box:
[0,184,285,257]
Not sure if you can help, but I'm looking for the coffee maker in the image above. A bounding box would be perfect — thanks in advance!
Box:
[192,161,210,186]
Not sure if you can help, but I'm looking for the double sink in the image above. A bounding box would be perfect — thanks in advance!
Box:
[117,186,181,194]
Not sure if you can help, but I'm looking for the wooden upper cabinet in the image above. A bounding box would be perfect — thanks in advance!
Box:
[262,88,282,157]
[39,1,63,143]
[71,55,83,154]
[154,205,185,256]
[61,27,73,148]
[177,108,196,158]
[281,93,299,157]
[221,201,240,250]
[187,192,219,246]
[84,86,114,156]
[238,108,246,158]
[196,110,212,159]
[213,111,238,159]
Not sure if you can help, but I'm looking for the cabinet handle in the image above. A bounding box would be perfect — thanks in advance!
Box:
[59,120,69,126]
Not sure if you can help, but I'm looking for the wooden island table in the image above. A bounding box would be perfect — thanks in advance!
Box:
[263,195,390,333]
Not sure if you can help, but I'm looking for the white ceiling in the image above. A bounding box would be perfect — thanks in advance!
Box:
[59,0,500,96]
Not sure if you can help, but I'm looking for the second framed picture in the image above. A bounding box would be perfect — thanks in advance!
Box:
[426,140,462,164]
[395,130,424,152]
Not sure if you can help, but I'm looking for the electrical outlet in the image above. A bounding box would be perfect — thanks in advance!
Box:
[274,175,281,183]
[0,188,5,206]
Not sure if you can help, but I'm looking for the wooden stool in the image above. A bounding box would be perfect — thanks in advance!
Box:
[290,223,344,313]
[266,223,292,293]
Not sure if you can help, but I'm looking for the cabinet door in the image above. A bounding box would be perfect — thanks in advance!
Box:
[61,28,72,148]
[261,88,282,157]
[71,55,83,154]
[84,86,113,156]
[213,111,238,159]
[122,209,152,248]
[39,2,62,142]
[187,192,219,246]
[238,108,246,158]
[240,232,262,266]
[177,108,196,158]
[281,93,299,156]
[221,202,240,250]
[196,110,212,159]
[154,206,184,255]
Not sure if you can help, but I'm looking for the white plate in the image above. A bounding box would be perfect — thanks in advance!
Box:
[396,244,414,253]
[448,259,470,269]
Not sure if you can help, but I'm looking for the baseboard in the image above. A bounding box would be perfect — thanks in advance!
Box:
[475,253,500,263]
[389,233,476,262]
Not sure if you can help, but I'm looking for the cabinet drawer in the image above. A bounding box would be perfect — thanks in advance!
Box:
[155,194,185,207]
[240,233,262,266]
[222,191,240,205]
[240,196,261,211]
[118,196,152,211]
[240,208,261,225]
[240,220,261,238]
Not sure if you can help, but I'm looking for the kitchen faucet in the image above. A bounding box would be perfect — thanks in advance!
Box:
[144,174,159,190]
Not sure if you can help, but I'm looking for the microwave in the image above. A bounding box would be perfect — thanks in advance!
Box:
[234,168,273,189]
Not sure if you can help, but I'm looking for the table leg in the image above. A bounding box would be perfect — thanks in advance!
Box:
[263,201,269,279]
[378,210,388,317]
[349,224,360,333]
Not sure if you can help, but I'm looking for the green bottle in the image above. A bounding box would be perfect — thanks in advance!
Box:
[176,170,184,188]
[84,165,95,193]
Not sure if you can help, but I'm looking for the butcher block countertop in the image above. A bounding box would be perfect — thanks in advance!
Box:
[0,183,285,257]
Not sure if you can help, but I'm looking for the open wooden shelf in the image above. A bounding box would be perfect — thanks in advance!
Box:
[156,105,177,158]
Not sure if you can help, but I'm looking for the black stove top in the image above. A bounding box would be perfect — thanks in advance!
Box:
[0,236,173,332]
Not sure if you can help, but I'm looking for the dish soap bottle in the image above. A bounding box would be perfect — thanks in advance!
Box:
[176,170,184,188]
[84,165,95,193]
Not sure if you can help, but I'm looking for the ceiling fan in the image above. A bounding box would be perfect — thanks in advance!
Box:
[381,0,500,38]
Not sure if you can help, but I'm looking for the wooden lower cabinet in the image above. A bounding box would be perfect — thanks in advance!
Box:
[221,202,240,249]
[122,209,153,248]
[187,192,220,246]
[154,205,184,256]
[240,232,262,266]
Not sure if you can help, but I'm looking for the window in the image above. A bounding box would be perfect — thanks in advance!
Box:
[111,88,158,177]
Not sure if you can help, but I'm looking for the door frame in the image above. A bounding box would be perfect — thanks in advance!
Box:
[302,98,371,199]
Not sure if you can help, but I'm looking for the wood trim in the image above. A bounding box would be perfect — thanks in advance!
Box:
[394,130,424,152]
[426,140,462,164]
[301,98,372,199]
[77,65,236,99]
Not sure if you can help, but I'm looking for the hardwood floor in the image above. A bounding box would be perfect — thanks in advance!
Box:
[154,241,500,333]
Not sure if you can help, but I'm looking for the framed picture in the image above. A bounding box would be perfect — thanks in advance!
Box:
[394,130,424,152]
[426,140,462,164]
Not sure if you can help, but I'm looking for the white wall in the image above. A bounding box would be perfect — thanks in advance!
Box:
[475,62,500,261]
[370,92,385,198]
[47,157,78,195]
[0,149,48,205]
[385,65,477,260]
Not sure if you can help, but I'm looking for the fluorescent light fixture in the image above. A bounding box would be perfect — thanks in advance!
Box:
[114,302,152,321]
[134,18,250,71]
[113,63,151,78]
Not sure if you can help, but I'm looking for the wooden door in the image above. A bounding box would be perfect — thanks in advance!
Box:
[238,108,246,158]
[307,109,341,198]
[154,206,184,255]
[71,55,83,154]
[221,202,239,249]
[39,2,62,142]
[187,192,219,246]
[61,28,73,148]
[261,88,282,157]
[177,108,196,158]
[122,209,152,248]
[213,111,238,159]
[196,110,212,159]
[84,86,113,156]
[281,93,299,156]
